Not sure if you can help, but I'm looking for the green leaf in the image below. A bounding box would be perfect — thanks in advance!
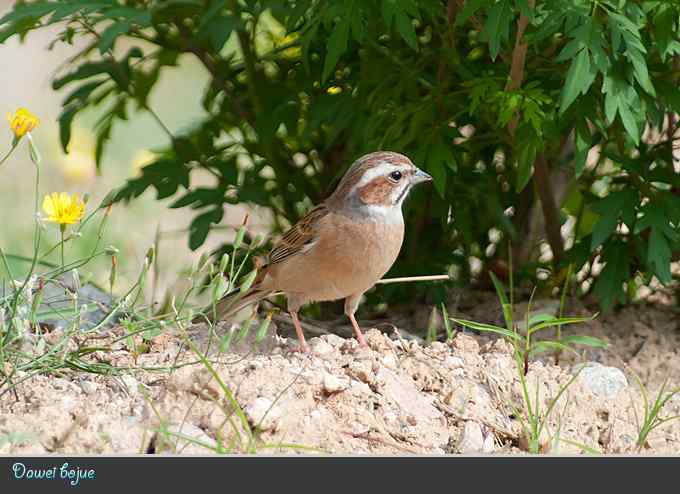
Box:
[381,0,397,27]
[515,124,540,191]
[189,208,224,250]
[527,315,594,335]
[200,15,238,52]
[527,313,557,327]
[593,240,629,310]
[574,118,591,177]
[654,5,676,60]
[98,20,132,53]
[53,60,117,90]
[450,318,522,341]
[58,105,78,153]
[456,0,492,26]
[483,0,512,61]
[322,19,350,82]
[239,269,258,293]
[559,335,608,348]
[62,79,106,106]
[629,55,655,97]
[638,204,675,284]
[617,98,639,145]
[394,9,418,50]
[529,341,577,358]
[590,189,638,250]
[648,229,672,284]
[426,138,454,197]
[489,271,513,331]
[560,49,595,114]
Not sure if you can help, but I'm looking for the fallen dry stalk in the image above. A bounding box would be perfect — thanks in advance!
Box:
[376,275,450,285]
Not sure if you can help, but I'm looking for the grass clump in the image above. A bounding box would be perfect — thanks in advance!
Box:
[450,259,606,453]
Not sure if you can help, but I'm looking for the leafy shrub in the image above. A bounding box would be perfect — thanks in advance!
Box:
[2,0,678,310]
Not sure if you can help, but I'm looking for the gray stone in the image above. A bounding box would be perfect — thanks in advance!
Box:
[575,362,628,398]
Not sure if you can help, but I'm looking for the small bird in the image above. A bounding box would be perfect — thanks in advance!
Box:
[213,151,432,352]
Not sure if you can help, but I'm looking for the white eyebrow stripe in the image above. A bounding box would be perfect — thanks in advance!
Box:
[351,161,401,191]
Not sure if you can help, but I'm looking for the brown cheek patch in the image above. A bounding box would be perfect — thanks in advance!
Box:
[358,177,394,204]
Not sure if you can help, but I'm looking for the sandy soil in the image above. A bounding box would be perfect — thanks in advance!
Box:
[1,294,679,455]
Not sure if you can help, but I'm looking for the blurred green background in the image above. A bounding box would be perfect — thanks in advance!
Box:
[0,0,258,297]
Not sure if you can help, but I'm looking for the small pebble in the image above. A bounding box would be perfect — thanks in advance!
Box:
[120,375,138,397]
[382,354,397,369]
[245,397,281,432]
[323,373,349,394]
[310,339,334,355]
[457,421,485,453]
[445,356,465,368]
[80,381,97,395]
[348,361,373,384]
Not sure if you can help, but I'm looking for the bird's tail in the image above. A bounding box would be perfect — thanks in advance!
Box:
[194,283,273,324]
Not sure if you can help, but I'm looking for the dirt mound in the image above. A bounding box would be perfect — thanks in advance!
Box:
[2,314,679,454]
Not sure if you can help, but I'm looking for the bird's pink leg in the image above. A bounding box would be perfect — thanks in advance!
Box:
[289,311,310,353]
[348,313,368,347]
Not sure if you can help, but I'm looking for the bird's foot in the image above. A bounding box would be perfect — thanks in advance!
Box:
[287,341,311,354]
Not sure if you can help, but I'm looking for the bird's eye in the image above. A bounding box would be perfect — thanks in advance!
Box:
[389,170,402,181]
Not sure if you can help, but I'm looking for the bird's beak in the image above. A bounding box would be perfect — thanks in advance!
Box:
[412,167,433,184]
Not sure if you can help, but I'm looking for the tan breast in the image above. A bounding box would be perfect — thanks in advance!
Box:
[267,209,404,303]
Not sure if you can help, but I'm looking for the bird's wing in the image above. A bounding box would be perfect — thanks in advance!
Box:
[267,204,329,266]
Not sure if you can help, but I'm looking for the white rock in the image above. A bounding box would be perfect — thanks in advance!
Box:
[349,361,373,384]
[349,380,372,394]
[646,435,667,450]
[310,338,334,355]
[382,354,397,369]
[120,375,138,397]
[450,368,465,378]
[80,381,98,395]
[245,397,281,431]
[323,373,349,393]
[575,362,628,398]
[445,356,465,368]
[324,334,346,347]
[457,421,485,453]
[248,360,264,370]
[383,412,399,425]
[432,341,450,352]
[482,430,495,453]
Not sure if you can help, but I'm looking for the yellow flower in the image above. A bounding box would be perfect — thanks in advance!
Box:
[6,108,39,139]
[42,192,86,226]
[326,86,343,95]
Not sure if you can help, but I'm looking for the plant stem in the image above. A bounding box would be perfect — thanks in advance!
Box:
[0,141,18,167]
[60,225,66,273]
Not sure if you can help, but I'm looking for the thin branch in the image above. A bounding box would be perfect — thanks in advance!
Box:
[505,0,565,265]
[376,275,451,285]
[532,154,564,263]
